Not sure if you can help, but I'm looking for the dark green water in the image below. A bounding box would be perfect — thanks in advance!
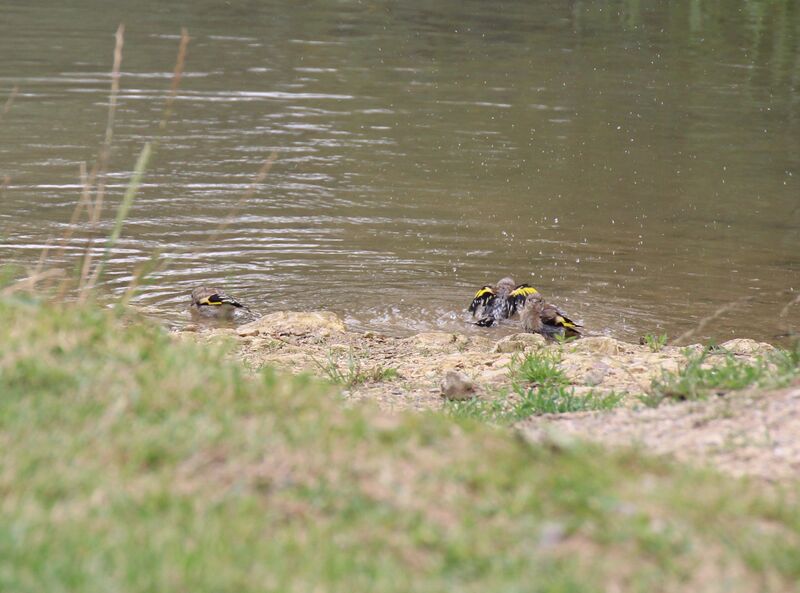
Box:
[1,0,798,342]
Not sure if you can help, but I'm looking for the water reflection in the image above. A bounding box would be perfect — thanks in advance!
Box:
[0,0,797,342]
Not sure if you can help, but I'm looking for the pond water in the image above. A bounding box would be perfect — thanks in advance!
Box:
[1,0,798,343]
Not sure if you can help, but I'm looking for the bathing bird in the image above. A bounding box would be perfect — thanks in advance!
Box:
[520,293,582,340]
[468,277,539,327]
[190,286,249,319]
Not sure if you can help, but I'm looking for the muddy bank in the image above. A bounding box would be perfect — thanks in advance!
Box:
[177,309,777,412]
[174,309,800,482]
[519,379,800,482]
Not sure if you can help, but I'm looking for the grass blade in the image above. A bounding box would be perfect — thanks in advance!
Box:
[81,141,152,299]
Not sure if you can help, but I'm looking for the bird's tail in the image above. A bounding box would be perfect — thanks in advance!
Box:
[554,315,582,338]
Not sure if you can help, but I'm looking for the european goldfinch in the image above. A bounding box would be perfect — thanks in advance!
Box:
[468,277,539,327]
[190,286,249,319]
[520,293,582,340]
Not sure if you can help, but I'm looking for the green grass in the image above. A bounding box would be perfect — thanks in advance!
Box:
[509,351,623,417]
[3,297,800,592]
[510,350,569,386]
[444,388,516,423]
[643,333,669,352]
[515,386,625,416]
[312,347,398,388]
[645,345,800,407]
[446,353,624,423]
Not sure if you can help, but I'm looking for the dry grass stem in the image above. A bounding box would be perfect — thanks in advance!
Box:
[76,24,125,294]
[123,151,278,298]
[671,288,798,346]
[159,28,190,131]
[32,236,55,280]
[206,152,278,243]
[0,87,18,200]
[670,295,755,346]
[0,268,66,296]
[0,84,19,121]
[55,162,93,261]
[778,292,799,319]
[74,27,188,301]
[81,142,153,300]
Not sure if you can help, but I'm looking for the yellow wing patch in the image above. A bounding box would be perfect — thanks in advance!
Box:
[509,284,538,299]
[469,285,497,314]
[507,284,539,316]
[200,294,225,306]
[555,315,576,329]
[473,286,495,299]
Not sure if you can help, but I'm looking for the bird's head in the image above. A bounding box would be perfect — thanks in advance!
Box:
[496,277,516,296]
[524,293,545,310]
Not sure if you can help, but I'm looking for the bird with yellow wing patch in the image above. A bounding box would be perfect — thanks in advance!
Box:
[190,286,250,320]
[519,293,582,340]
[468,277,539,327]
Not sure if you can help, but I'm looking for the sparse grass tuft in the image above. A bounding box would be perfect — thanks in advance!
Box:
[313,347,398,388]
[643,333,669,352]
[509,350,568,386]
[446,387,623,423]
[506,351,624,418]
[553,332,580,345]
[371,366,400,382]
[645,345,800,407]
[515,387,625,416]
[444,388,515,423]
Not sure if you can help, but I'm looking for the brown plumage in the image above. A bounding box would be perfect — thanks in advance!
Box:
[520,293,582,340]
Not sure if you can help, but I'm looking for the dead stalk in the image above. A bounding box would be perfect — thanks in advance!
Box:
[54,162,93,260]
[77,24,125,296]
[671,289,799,346]
[670,296,753,346]
[160,28,190,131]
[87,28,190,299]
[208,152,278,243]
[1,269,66,296]
[122,152,278,299]
[92,23,126,223]
[778,293,799,319]
[0,85,19,122]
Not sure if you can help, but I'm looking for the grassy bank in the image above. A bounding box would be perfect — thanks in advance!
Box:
[2,296,800,592]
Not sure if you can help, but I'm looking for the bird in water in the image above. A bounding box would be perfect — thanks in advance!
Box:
[519,293,582,340]
[468,277,539,327]
[189,286,250,320]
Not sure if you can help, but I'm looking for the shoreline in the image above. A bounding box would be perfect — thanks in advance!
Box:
[178,309,800,482]
[179,309,781,412]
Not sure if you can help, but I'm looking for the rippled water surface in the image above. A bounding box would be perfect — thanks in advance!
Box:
[1,0,798,341]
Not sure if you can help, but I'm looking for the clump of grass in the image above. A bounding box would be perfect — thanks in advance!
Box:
[371,366,399,382]
[509,350,568,386]
[515,387,624,416]
[313,347,397,388]
[507,351,623,418]
[444,392,514,423]
[553,332,580,345]
[645,345,800,407]
[642,333,669,352]
[313,348,365,387]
